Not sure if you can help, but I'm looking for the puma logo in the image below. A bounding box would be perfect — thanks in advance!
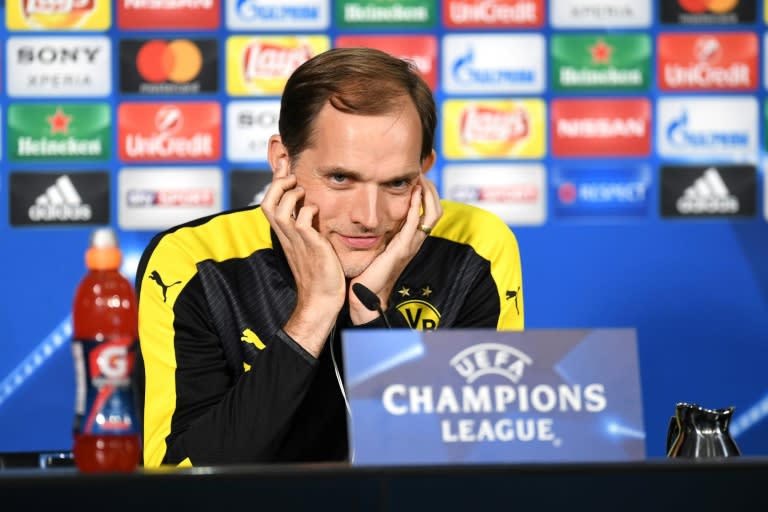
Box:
[505,287,520,315]
[241,328,266,350]
[149,270,182,303]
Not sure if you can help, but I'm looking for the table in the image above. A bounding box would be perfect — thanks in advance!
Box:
[1,457,765,510]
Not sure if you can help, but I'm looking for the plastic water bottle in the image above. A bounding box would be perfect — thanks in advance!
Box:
[71,228,141,472]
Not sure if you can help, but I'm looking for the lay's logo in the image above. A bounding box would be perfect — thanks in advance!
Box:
[8,0,110,30]
[226,36,329,96]
[443,99,545,159]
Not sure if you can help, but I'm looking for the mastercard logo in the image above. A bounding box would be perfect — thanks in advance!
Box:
[136,40,203,84]
[677,0,739,13]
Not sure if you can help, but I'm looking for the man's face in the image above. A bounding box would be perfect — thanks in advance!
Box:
[287,99,431,278]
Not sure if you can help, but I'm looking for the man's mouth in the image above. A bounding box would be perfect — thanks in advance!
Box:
[337,234,382,250]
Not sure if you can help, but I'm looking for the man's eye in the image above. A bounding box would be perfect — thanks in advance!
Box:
[331,174,347,184]
[389,179,409,189]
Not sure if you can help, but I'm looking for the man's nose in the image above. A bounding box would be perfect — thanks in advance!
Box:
[349,186,381,229]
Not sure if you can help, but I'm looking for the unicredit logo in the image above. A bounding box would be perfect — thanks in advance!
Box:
[137,40,202,83]
[447,0,539,24]
[124,105,213,159]
[663,36,750,88]
[155,105,183,133]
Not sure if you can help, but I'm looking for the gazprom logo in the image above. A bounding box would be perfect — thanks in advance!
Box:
[443,34,545,93]
[451,47,534,86]
[235,0,320,21]
[450,343,533,384]
[656,97,757,159]
[665,109,748,149]
[227,0,328,29]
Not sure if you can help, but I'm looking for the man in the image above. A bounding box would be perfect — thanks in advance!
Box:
[136,47,524,467]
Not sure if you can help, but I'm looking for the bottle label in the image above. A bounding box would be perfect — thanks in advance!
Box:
[72,336,139,436]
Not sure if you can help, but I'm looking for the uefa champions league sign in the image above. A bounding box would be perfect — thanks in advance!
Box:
[341,329,645,465]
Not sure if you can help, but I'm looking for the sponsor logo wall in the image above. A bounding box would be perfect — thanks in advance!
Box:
[3,0,765,229]
[2,0,768,457]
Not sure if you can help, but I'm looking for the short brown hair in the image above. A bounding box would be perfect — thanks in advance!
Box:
[279,47,436,163]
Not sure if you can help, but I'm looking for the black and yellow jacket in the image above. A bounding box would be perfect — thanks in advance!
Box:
[136,200,524,467]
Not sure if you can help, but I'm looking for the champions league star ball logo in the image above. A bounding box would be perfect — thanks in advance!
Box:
[381,342,608,446]
[450,343,532,383]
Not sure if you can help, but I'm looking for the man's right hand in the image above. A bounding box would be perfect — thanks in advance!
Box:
[260,162,345,358]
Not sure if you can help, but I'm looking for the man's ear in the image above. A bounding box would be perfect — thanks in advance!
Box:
[268,135,291,176]
[420,149,436,175]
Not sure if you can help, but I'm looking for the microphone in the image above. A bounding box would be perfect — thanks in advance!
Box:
[352,283,392,328]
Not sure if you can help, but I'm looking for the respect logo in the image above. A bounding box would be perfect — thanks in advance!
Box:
[8,0,110,30]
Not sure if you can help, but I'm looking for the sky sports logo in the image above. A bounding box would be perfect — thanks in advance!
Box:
[226,0,329,30]
[120,39,218,95]
[442,163,546,225]
[660,165,756,218]
[442,34,545,94]
[552,166,651,220]
[118,167,222,230]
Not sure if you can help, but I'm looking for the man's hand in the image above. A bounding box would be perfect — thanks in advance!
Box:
[348,176,443,325]
[260,165,345,357]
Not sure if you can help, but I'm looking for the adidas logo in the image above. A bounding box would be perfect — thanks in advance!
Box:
[28,175,92,222]
[676,167,739,215]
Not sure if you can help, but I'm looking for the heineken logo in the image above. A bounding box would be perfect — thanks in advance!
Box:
[551,33,651,91]
[8,103,111,161]
[336,0,435,27]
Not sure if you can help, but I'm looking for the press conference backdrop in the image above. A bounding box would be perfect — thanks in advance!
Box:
[0,0,767,458]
